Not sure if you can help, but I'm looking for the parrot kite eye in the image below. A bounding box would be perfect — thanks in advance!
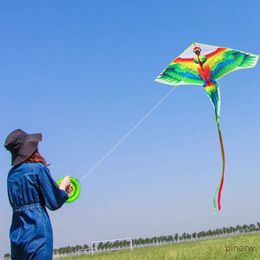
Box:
[193,47,201,54]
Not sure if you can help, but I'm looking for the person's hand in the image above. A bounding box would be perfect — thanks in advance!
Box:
[65,184,73,194]
[59,176,71,194]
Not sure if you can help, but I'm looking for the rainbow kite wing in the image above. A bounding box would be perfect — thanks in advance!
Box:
[205,48,259,80]
[156,43,259,86]
[155,57,204,86]
[155,42,259,213]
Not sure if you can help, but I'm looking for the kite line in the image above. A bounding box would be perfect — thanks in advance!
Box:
[80,87,177,182]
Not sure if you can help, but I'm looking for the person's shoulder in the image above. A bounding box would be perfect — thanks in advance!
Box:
[7,163,47,180]
[19,162,48,173]
[8,163,31,176]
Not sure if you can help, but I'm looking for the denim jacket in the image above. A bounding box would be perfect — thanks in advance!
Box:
[7,162,68,259]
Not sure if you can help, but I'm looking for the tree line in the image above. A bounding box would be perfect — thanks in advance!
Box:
[4,222,260,258]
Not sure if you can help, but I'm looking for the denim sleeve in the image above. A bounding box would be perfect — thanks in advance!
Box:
[37,165,68,210]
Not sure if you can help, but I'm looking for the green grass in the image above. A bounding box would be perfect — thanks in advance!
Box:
[58,232,260,260]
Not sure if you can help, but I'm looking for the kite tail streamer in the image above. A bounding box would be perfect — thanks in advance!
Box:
[213,123,225,213]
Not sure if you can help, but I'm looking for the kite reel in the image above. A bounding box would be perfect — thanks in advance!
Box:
[57,176,81,203]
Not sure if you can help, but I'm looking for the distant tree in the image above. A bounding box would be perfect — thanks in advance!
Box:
[4,253,11,259]
[236,225,242,233]
[249,224,256,232]
[83,244,89,250]
[242,225,249,233]
[50,221,260,256]
[97,242,103,251]
[167,235,173,242]
[257,222,260,230]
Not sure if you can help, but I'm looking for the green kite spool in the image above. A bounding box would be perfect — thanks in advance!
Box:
[57,176,81,203]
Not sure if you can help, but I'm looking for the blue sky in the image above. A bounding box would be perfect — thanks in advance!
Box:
[1,0,260,254]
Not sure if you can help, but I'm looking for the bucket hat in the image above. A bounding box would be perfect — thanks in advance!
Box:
[4,129,42,166]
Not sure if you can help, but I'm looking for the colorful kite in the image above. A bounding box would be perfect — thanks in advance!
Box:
[155,42,259,213]
[57,176,81,203]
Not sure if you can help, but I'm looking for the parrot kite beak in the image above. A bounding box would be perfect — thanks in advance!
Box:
[193,47,201,55]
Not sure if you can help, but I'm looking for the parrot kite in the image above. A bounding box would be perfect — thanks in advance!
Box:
[155,42,259,213]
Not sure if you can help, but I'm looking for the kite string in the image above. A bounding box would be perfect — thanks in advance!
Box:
[80,87,177,182]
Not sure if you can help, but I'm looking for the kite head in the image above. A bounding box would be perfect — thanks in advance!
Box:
[193,46,201,56]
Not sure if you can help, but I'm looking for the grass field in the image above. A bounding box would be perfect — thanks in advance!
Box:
[58,232,260,260]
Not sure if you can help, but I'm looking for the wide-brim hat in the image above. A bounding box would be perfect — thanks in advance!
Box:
[4,129,42,166]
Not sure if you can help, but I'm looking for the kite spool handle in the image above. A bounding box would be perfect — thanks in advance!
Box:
[57,176,81,203]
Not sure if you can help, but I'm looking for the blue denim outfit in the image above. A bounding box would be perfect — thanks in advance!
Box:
[7,162,68,260]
